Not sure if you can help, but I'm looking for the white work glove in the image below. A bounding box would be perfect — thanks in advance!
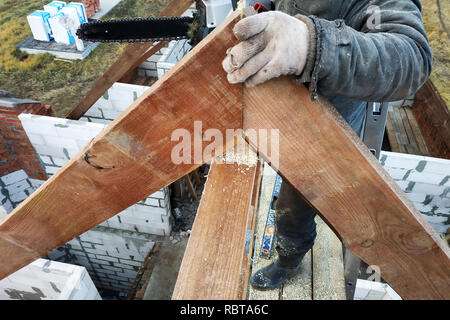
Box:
[222,11,309,87]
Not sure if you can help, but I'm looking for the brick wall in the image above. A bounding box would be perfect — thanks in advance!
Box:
[50,228,156,293]
[0,91,53,181]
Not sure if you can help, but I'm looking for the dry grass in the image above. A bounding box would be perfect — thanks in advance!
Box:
[0,1,448,114]
[421,0,450,108]
[0,0,165,116]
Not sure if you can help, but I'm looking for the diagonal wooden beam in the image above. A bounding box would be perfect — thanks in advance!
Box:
[1,10,449,299]
[243,78,450,300]
[0,11,243,280]
[65,0,194,120]
[172,140,259,299]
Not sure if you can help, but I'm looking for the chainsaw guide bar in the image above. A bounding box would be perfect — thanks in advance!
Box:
[76,16,196,43]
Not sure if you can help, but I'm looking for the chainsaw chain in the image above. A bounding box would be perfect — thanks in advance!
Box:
[76,16,194,43]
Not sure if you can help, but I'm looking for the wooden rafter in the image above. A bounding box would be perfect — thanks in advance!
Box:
[172,140,260,299]
[0,11,242,280]
[1,10,449,299]
[243,77,450,299]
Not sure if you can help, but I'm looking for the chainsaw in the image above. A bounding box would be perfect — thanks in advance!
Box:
[76,0,272,45]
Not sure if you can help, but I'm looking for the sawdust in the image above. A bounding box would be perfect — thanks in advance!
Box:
[216,137,258,166]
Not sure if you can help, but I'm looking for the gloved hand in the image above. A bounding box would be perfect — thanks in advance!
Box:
[222,11,309,87]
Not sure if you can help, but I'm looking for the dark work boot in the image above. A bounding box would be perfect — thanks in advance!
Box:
[250,254,304,290]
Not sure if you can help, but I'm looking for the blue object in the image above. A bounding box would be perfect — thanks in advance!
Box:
[259,174,282,259]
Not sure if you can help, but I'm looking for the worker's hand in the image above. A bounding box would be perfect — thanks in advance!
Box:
[222,11,309,87]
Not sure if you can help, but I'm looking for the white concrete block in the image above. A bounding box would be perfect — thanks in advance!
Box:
[45,166,60,175]
[408,171,446,185]
[410,182,446,196]
[145,69,158,78]
[1,170,28,186]
[118,259,142,267]
[43,135,79,151]
[9,191,28,203]
[33,144,67,158]
[20,119,59,137]
[100,108,122,120]
[5,179,31,195]
[150,190,166,199]
[87,118,111,125]
[85,105,104,118]
[140,61,157,70]
[405,192,427,203]
[0,259,100,300]
[421,160,450,175]
[0,199,14,215]
[52,156,68,167]
[354,279,402,300]
[134,204,169,217]
[381,152,422,169]
[144,197,159,207]
[27,133,46,145]
[385,167,409,180]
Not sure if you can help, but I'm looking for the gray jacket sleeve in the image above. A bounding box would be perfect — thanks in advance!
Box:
[298,0,432,102]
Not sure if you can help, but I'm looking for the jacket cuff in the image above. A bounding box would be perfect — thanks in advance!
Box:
[293,14,317,85]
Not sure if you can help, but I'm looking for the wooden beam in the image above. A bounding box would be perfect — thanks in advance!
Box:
[172,140,259,299]
[412,79,450,159]
[243,77,450,299]
[0,11,243,280]
[64,0,194,120]
[2,10,448,300]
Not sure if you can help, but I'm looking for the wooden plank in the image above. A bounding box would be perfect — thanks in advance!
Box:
[0,11,243,280]
[126,242,160,300]
[183,175,198,201]
[387,107,408,153]
[64,0,193,120]
[398,107,420,155]
[172,140,258,299]
[2,10,449,299]
[404,107,430,156]
[393,106,410,147]
[412,79,450,159]
[238,159,262,299]
[385,113,400,153]
[243,77,450,299]
[312,217,346,300]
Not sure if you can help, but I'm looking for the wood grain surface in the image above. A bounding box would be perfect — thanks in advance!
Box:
[0,11,242,280]
[172,141,258,299]
[243,78,450,299]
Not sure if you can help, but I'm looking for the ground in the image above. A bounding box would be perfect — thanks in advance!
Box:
[0,0,166,117]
